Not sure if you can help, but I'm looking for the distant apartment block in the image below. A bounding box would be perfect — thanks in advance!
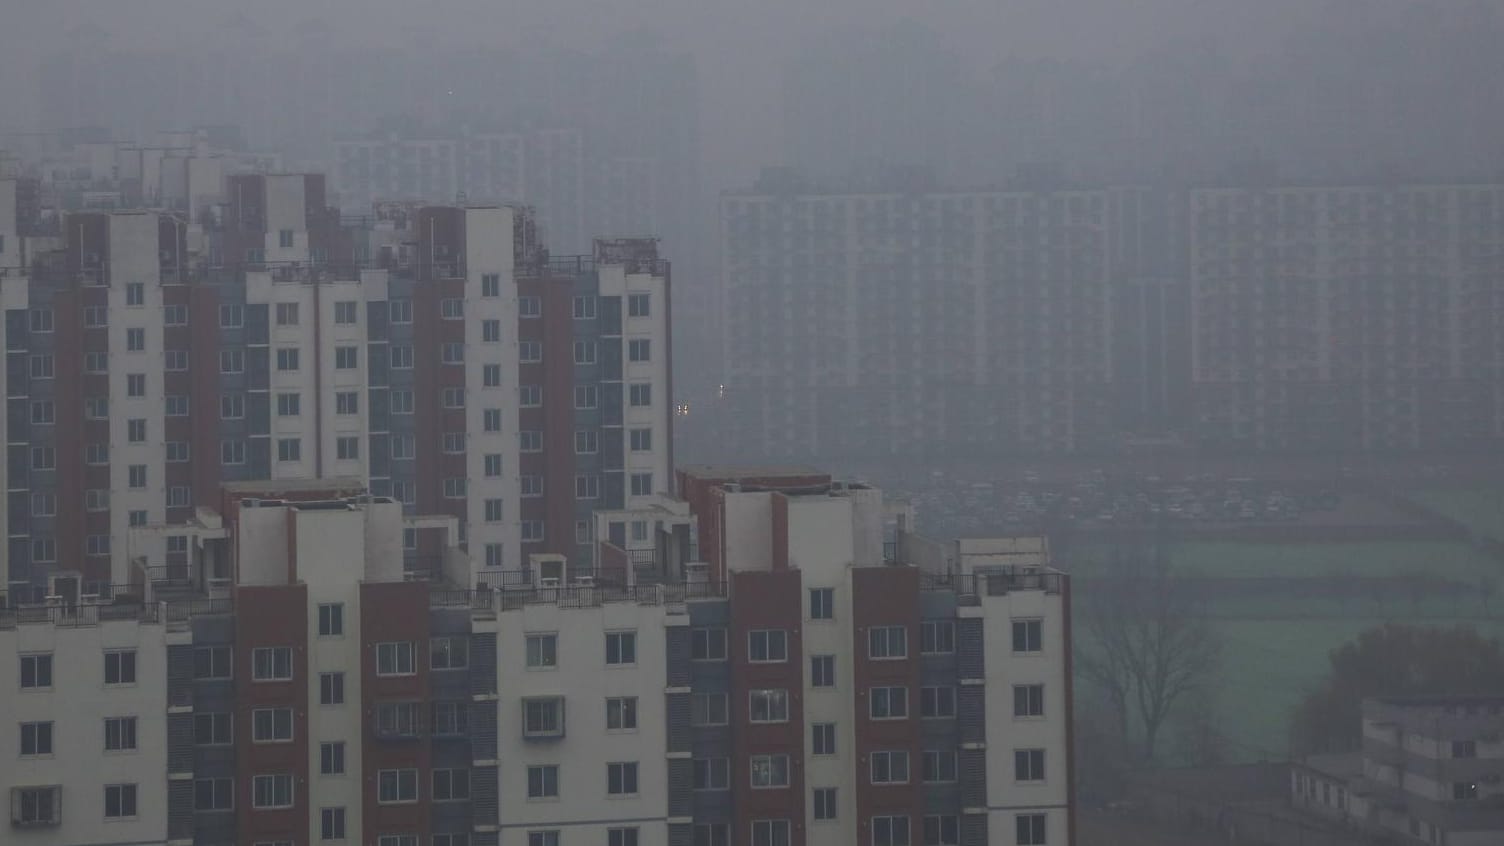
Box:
[0,173,672,598]
[1,470,1073,846]
[1294,696,1504,845]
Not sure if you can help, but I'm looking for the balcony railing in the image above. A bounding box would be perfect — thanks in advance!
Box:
[917,569,1065,597]
[0,600,161,629]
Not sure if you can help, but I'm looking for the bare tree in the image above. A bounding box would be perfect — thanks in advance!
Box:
[1078,542,1222,763]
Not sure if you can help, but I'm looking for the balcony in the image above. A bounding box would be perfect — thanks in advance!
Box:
[0,599,161,629]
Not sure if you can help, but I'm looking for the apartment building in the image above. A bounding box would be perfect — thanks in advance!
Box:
[2,470,1074,846]
[0,173,673,598]
[718,175,1139,459]
[1293,696,1504,845]
[1188,184,1504,452]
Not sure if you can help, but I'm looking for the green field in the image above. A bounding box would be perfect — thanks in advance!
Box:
[1073,513,1504,762]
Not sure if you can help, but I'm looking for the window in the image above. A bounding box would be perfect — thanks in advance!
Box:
[31,538,56,563]
[11,786,59,826]
[377,642,415,676]
[871,750,910,784]
[694,758,730,791]
[575,430,598,454]
[168,486,192,508]
[29,308,54,332]
[377,769,418,803]
[221,392,245,419]
[922,621,956,654]
[431,636,469,670]
[166,394,189,416]
[320,672,345,705]
[252,646,293,681]
[607,697,638,731]
[527,765,559,799]
[484,453,503,477]
[574,469,598,496]
[442,477,466,499]
[336,436,359,460]
[389,299,412,323]
[692,627,727,661]
[924,816,959,846]
[167,441,190,462]
[164,303,187,326]
[432,702,469,736]
[871,686,908,720]
[1454,781,1479,800]
[520,384,541,407]
[812,722,836,755]
[104,783,138,819]
[921,686,956,719]
[1015,814,1046,845]
[572,340,596,365]
[694,826,730,846]
[1454,740,1478,758]
[870,626,908,659]
[220,303,244,328]
[872,816,910,846]
[85,304,109,327]
[252,774,294,809]
[126,282,145,306]
[520,430,543,451]
[521,475,544,497]
[335,346,358,369]
[21,654,53,689]
[165,349,188,370]
[523,697,564,737]
[334,301,358,324]
[910,745,956,785]
[481,273,501,297]
[390,345,413,368]
[104,650,137,685]
[378,837,417,846]
[32,447,56,470]
[316,602,344,636]
[85,351,108,372]
[750,755,790,788]
[220,349,244,373]
[194,713,232,746]
[433,769,470,802]
[434,836,468,846]
[692,693,729,726]
[30,354,53,379]
[573,295,597,319]
[222,439,248,464]
[482,363,503,387]
[519,341,542,363]
[751,820,790,846]
[440,298,463,319]
[811,655,836,687]
[630,473,653,496]
[749,689,790,723]
[277,347,301,371]
[606,631,637,666]
[89,533,115,556]
[629,383,652,406]
[276,302,300,326]
[193,646,232,679]
[85,396,109,418]
[321,807,346,841]
[608,829,639,846]
[629,427,652,451]
[441,342,463,364]
[812,786,838,821]
[1014,685,1045,718]
[31,493,55,517]
[628,339,651,362]
[1015,749,1046,782]
[320,742,345,775]
[20,721,53,756]
[484,498,505,522]
[253,708,294,742]
[31,400,54,424]
[82,443,108,465]
[607,762,639,796]
[278,438,302,463]
[748,629,788,662]
[194,777,234,811]
[1012,619,1042,653]
[279,229,295,249]
[476,319,500,344]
